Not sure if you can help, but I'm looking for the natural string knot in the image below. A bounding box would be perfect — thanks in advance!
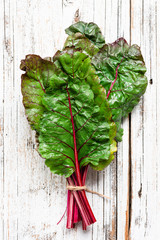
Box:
[66,185,111,200]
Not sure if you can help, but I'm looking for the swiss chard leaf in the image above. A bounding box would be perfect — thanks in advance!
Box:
[65,21,105,48]
[21,51,117,177]
[92,38,148,141]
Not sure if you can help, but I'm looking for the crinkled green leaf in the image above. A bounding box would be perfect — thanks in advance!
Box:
[21,51,117,177]
[92,38,148,141]
[65,21,105,48]
[64,33,99,58]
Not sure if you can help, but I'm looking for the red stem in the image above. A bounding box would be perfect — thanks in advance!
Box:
[82,165,89,184]
[66,86,82,184]
[72,173,91,223]
[72,173,81,224]
[107,57,124,99]
[66,86,96,228]
[66,166,91,230]
[73,199,80,223]
[67,177,90,226]
[81,165,89,230]
[68,167,88,227]
[66,189,74,229]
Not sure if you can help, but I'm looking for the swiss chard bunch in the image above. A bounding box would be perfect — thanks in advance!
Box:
[20,21,147,230]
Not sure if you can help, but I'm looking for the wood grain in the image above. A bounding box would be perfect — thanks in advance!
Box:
[0,0,159,239]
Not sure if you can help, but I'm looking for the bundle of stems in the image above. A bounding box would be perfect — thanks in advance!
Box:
[66,166,96,230]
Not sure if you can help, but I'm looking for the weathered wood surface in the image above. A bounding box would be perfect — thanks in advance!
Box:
[0,0,159,239]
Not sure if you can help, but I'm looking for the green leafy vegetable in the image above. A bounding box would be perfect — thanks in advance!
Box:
[20,21,147,231]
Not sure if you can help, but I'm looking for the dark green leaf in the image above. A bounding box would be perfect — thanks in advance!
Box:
[92,38,148,141]
[65,21,105,48]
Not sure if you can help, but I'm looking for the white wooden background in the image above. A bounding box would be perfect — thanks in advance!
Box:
[0,0,159,239]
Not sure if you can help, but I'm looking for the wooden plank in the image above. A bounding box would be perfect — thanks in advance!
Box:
[130,0,159,239]
[103,1,119,239]
[91,2,106,240]
[142,2,159,238]
[0,0,5,239]
[156,1,160,238]
[130,0,146,238]
[116,0,131,239]
[2,0,19,239]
